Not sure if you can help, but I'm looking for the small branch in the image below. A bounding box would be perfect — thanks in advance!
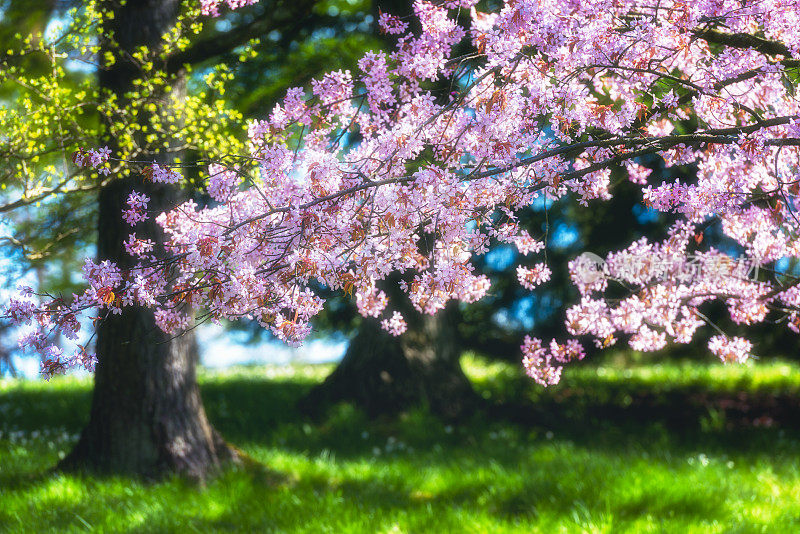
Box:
[694,28,794,58]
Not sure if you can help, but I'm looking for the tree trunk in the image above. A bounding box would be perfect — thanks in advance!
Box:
[59,0,236,479]
[303,304,479,419]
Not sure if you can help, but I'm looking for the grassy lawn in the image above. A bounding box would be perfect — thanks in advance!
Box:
[1,357,800,533]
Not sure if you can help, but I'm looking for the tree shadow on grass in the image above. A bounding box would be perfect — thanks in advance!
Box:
[197,374,800,462]
[161,458,732,532]
[4,372,799,465]
[201,378,314,441]
[0,469,52,493]
[0,386,91,433]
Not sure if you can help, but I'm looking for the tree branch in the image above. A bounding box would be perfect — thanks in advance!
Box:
[165,1,317,72]
[695,28,794,57]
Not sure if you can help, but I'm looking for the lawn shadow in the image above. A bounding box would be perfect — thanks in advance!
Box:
[4,370,798,467]
[0,385,92,433]
[197,371,800,463]
[0,469,53,493]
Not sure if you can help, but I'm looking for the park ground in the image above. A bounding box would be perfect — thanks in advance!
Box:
[1,355,800,533]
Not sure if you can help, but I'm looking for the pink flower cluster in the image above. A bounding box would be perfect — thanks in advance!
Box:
[124,234,155,258]
[7,287,94,378]
[207,164,239,202]
[521,337,585,387]
[72,146,111,175]
[381,311,408,336]
[123,192,150,225]
[146,163,181,184]
[708,336,753,365]
[517,264,551,290]
[378,12,408,35]
[356,284,389,318]
[199,0,257,16]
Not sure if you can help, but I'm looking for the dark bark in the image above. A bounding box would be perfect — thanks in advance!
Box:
[59,0,236,479]
[60,175,238,479]
[302,304,479,420]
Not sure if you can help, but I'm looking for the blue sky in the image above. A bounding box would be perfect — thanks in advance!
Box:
[5,322,347,379]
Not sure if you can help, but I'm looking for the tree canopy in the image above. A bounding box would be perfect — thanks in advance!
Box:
[6,0,800,386]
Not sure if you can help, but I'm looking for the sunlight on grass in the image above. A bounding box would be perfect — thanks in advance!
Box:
[2,358,800,532]
[461,352,800,392]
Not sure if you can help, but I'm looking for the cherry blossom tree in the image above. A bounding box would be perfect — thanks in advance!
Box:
[8,0,800,464]
[1,0,374,479]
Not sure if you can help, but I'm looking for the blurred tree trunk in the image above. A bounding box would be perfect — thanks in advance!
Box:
[303,303,478,419]
[59,0,237,479]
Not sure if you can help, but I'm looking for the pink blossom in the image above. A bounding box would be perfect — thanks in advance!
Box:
[73,146,111,174]
[513,232,544,255]
[517,264,551,289]
[709,336,753,364]
[124,233,155,257]
[207,164,239,202]
[6,298,36,325]
[378,12,408,35]
[146,163,181,184]
[356,285,388,318]
[123,191,150,225]
[381,311,408,336]
[154,309,191,335]
[200,0,257,16]
[624,162,652,185]
[521,336,562,387]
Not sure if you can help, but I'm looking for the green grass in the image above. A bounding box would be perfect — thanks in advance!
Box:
[2,358,800,532]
